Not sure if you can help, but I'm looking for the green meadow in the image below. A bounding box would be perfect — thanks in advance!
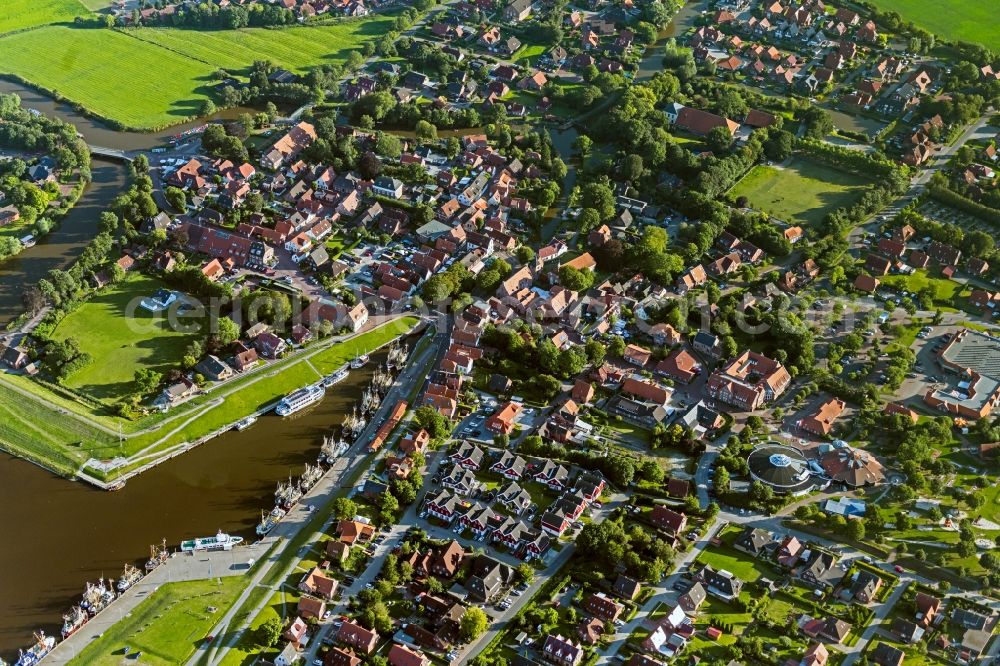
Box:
[870,0,1000,46]
[0,0,86,35]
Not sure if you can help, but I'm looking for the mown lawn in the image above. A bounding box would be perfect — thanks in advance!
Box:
[68,577,245,666]
[52,273,201,402]
[881,270,965,304]
[0,0,86,34]
[695,545,766,583]
[729,157,871,227]
[0,14,397,129]
[869,0,1000,47]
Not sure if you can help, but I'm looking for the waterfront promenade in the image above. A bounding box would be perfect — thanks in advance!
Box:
[43,542,271,665]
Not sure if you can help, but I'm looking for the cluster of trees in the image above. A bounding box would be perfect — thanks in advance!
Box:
[41,337,92,380]
[130,2,297,29]
[201,123,250,163]
[576,517,675,581]
[218,60,319,112]
[0,93,90,176]
[481,322,604,385]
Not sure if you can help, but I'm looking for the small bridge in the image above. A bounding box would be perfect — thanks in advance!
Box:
[88,145,133,162]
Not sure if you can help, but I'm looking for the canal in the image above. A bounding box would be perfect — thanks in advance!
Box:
[0,78,393,659]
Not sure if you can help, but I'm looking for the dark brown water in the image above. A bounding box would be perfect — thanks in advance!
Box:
[0,367,373,658]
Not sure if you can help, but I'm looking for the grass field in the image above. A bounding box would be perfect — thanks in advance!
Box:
[68,577,245,666]
[52,274,201,402]
[729,157,871,227]
[881,270,964,304]
[0,14,396,129]
[869,0,1000,47]
[0,0,86,35]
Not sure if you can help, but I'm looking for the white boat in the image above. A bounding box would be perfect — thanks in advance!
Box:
[323,367,349,387]
[234,415,257,431]
[275,385,325,417]
[350,353,369,369]
[180,530,244,552]
[256,507,285,536]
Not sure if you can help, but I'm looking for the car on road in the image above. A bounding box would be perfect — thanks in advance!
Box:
[894,565,904,573]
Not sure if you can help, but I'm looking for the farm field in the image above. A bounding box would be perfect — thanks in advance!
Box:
[126,16,397,74]
[67,577,245,666]
[0,0,86,35]
[869,0,1000,47]
[0,25,216,128]
[729,157,871,227]
[51,273,201,402]
[0,14,396,129]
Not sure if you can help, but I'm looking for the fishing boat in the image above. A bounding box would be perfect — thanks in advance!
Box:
[300,463,323,491]
[322,367,349,388]
[256,507,285,536]
[61,606,88,639]
[234,415,257,431]
[116,563,142,593]
[180,530,244,552]
[349,353,369,369]
[80,578,115,617]
[388,342,409,369]
[14,631,55,666]
[145,539,169,571]
[280,476,303,510]
[275,385,325,417]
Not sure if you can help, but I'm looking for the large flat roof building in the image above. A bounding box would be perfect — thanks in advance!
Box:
[925,328,1000,418]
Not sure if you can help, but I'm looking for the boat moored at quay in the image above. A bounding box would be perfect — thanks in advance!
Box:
[275,385,325,417]
[180,530,244,553]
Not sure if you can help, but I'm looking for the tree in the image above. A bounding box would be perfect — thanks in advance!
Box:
[515,246,535,264]
[846,519,865,541]
[134,368,162,394]
[460,606,489,641]
[706,126,734,153]
[515,563,534,584]
[414,405,450,439]
[331,497,358,521]
[714,466,730,493]
[579,181,615,220]
[255,617,283,648]
[165,186,187,212]
[200,99,217,116]
[585,339,606,366]
[216,316,240,346]
[640,460,665,484]
[622,154,644,181]
[576,208,602,234]
[415,120,437,142]
[558,265,594,292]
